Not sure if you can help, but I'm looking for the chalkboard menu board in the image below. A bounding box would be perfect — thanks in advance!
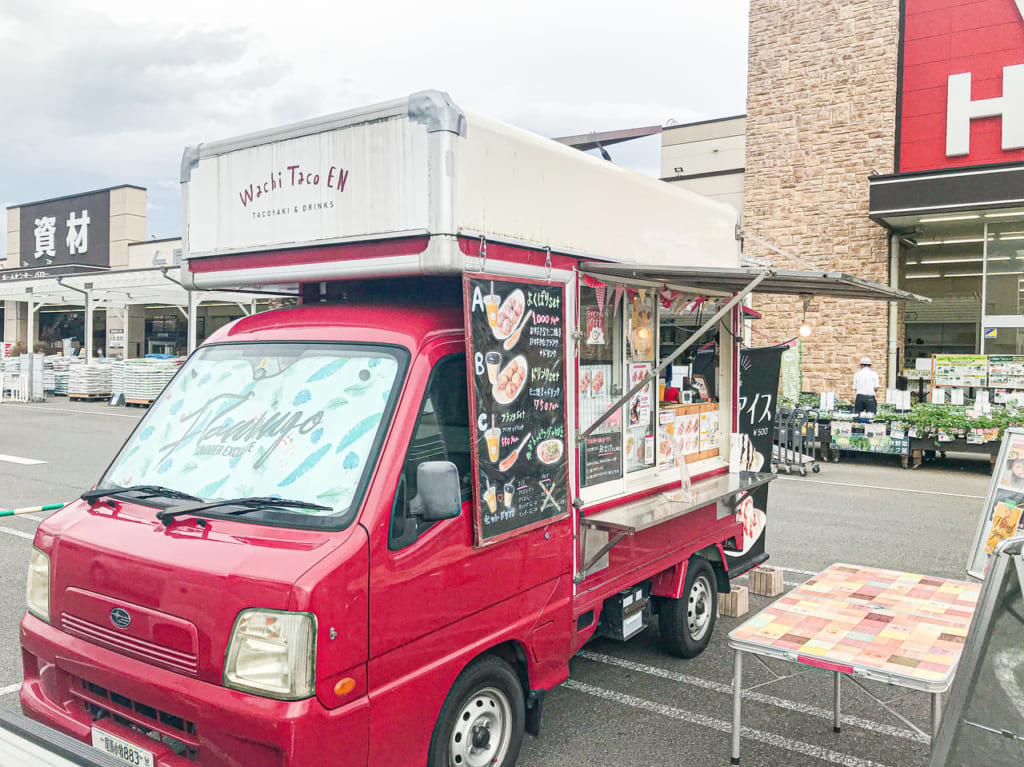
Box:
[464,275,570,545]
[967,428,1024,579]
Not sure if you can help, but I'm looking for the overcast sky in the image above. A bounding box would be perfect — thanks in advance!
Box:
[0,0,749,244]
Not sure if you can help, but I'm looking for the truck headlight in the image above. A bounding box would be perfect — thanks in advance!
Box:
[224,609,316,700]
[26,548,50,623]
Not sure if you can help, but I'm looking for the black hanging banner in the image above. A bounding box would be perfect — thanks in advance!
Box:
[464,274,570,545]
[727,345,785,576]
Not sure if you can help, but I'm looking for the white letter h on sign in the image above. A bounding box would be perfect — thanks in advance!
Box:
[946,64,1024,156]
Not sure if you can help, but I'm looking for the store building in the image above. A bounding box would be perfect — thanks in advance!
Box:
[743,0,1024,393]
[2,186,281,358]
[660,116,745,214]
[868,0,1024,361]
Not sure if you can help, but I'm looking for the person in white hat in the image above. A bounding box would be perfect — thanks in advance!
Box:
[853,356,879,415]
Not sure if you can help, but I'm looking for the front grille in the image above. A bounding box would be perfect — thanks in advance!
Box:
[74,677,200,762]
[61,612,199,676]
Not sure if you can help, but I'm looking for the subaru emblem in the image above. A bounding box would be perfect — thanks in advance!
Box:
[110,608,131,629]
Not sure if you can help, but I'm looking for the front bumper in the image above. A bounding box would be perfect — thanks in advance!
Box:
[20,614,368,767]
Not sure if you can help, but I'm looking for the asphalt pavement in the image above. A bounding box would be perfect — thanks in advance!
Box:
[0,400,993,766]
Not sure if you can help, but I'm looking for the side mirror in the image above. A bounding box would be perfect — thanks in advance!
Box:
[410,461,462,521]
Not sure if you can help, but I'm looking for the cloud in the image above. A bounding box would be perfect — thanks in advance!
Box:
[0,0,749,239]
[0,1,340,235]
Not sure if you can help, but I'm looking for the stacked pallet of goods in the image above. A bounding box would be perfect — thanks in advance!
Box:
[123,358,182,405]
[68,360,113,400]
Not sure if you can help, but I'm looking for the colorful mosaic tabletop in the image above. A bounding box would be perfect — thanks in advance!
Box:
[729,563,982,688]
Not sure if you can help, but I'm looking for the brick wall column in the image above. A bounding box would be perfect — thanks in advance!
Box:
[744,0,900,398]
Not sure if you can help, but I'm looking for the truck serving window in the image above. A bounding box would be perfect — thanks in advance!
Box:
[100,342,405,528]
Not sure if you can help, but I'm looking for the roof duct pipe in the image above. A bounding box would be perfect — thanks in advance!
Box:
[55,278,93,363]
[888,234,900,390]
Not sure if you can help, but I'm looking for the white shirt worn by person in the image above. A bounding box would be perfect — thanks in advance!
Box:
[853,367,880,397]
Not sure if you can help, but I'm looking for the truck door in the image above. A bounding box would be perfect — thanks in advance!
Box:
[365,344,565,765]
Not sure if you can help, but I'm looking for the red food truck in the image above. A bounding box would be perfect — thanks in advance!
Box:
[19,91,921,767]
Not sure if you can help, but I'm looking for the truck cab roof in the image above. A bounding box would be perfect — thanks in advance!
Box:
[205,298,466,351]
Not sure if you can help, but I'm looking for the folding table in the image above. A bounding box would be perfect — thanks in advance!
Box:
[728,563,981,765]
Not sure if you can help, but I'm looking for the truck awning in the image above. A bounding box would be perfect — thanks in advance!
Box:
[579,263,930,303]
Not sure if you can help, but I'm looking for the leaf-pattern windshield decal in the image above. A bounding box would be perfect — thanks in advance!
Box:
[104,345,399,516]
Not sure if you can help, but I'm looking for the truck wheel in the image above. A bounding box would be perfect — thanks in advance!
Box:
[659,557,718,659]
[427,655,525,767]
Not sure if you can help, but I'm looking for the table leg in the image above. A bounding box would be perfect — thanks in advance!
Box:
[833,672,841,733]
[931,692,942,745]
[732,649,743,765]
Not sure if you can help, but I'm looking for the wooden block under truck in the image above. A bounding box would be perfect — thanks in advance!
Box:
[18,90,924,767]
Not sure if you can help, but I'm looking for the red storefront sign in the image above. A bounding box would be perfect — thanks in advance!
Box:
[900,0,1024,172]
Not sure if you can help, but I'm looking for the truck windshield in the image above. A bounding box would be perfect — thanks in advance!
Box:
[100,342,404,526]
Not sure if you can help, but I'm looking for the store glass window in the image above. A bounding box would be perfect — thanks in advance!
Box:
[901,221,983,363]
[984,217,1024,319]
[900,214,1024,360]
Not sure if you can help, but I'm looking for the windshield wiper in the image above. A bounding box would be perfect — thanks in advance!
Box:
[81,485,204,505]
[156,496,331,526]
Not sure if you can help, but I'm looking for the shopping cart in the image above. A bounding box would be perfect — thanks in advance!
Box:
[772,406,822,476]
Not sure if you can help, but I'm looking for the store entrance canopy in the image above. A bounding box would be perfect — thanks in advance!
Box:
[0,267,293,307]
[579,263,931,303]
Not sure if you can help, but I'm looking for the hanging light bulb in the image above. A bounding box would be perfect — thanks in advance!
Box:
[798,296,812,338]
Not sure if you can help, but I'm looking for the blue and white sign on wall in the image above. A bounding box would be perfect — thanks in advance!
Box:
[985,327,998,339]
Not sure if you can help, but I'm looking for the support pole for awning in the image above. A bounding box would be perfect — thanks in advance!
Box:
[56,278,93,362]
[27,299,38,355]
[577,267,775,443]
[187,291,198,355]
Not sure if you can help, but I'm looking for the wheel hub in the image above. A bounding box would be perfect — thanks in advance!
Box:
[688,575,712,641]
[471,724,490,749]
[449,687,513,767]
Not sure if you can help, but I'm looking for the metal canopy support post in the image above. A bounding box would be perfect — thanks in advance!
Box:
[83,289,93,363]
[578,267,775,442]
[55,278,93,361]
[26,299,38,354]
[187,291,198,355]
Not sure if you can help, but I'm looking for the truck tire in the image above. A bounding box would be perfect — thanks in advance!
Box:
[427,655,525,767]
[659,557,718,658]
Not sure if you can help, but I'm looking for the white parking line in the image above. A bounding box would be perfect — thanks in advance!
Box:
[578,651,928,743]
[0,683,20,697]
[774,566,820,576]
[565,680,892,767]
[0,404,140,419]
[0,527,35,540]
[776,476,984,499]
[0,453,46,465]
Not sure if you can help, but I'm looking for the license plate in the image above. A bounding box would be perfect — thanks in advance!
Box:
[91,727,155,767]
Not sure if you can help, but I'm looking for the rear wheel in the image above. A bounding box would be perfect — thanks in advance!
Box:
[427,655,525,767]
[659,557,718,658]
